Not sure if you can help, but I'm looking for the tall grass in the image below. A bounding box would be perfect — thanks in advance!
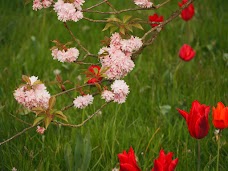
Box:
[0,0,227,170]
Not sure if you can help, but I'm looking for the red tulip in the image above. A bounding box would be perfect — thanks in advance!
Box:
[86,65,102,84]
[118,147,141,171]
[213,102,228,129]
[179,44,196,61]
[177,100,210,139]
[178,0,195,21]
[148,13,164,28]
[151,149,178,171]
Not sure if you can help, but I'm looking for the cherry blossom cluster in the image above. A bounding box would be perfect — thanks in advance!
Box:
[53,0,85,22]
[133,0,153,8]
[14,76,51,110]
[33,0,53,11]
[99,33,142,80]
[73,94,94,109]
[101,80,129,104]
[51,47,79,63]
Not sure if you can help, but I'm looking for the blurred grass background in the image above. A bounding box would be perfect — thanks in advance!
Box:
[0,0,228,170]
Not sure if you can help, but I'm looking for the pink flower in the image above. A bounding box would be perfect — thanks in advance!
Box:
[73,94,94,109]
[111,80,129,104]
[32,0,53,10]
[134,0,153,8]
[99,33,142,80]
[101,90,115,102]
[33,0,42,11]
[53,0,84,22]
[36,126,46,134]
[51,47,79,63]
[14,76,51,110]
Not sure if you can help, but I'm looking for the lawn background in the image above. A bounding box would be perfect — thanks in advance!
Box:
[0,0,228,170]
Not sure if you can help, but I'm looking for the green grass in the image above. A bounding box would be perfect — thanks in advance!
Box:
[0,0,228,170]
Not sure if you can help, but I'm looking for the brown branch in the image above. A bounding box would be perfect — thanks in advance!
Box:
[84,0,108,10]
[63,22,97,58]
[0,125,35,146]
[83,17,107,23]
[82,0,170,14]
[9,113,32,126]
[54,102,109,128]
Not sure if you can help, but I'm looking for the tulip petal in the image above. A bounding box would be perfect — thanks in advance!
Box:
[177,108,188,120]
[194,115,209,139]
[168,158,179,171]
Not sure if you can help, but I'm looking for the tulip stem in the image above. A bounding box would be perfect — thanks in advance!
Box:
[197,140,201,171]
[216,130,221,171]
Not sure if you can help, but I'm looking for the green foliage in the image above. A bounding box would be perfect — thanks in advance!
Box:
[0,0,228,170]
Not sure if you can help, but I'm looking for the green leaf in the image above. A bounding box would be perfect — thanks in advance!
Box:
[125,25,133,32]
[107,17,122,23]
[123,15,132,23]
[110,26,118,34]
[119,27,126,35]
[44,116,52,129]
[22,75,31,84]
[93,67,99,75]
[131,23,144,30]
[32,80,42,85]
[74,132,83,171]
[64,143,73,171]
[55,111,68,122]
[94,83,102,92]
[81,132,92,171]
[49,96,56,109]
[102,23,115,31]
[33,116,45,126]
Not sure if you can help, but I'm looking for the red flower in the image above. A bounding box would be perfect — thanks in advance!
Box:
[213,102,228,129]
[179,44,196,61]
[151,149,178,171]
[177,100,210,139]
[118,147,141,171]
[148,13,164,28]
[178,0,195,21]
[86,65,102,84]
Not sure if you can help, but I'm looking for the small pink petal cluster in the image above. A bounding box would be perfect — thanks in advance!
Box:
[53,0,85,22]
[134,0,153,8]
[73,94,94,109]
[99,33,142,80]
[33,0,53,11]
[101,80,129,104]
[51,47,79,63]
[14,76,51,110]
[36,126,46,134]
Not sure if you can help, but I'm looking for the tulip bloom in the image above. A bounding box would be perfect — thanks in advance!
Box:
[148,13,164,28]
[177,100,210,139]
[151,149,178,171]
[179,44,195,61]
[86,65,102,84]
[213,102,228,129]
[178,0,195,21]
[118,147,141,171]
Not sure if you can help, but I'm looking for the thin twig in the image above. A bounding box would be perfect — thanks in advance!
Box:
[54,102,109,128]
[84,0,108,10]
[63,22,97,57]
[0,125,35,146]
[9,113,32,126]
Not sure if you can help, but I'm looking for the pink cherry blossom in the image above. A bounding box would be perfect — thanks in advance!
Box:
[33,0,53,11]
[101,90,115,102]
[14,76,51,110]
[73,94,94,109]
[53,0,84,22]
[99,33,142,80]
[134,0,153,8]
[36,126,46,134]
[111,80,130,104]
[51,47,79,63]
